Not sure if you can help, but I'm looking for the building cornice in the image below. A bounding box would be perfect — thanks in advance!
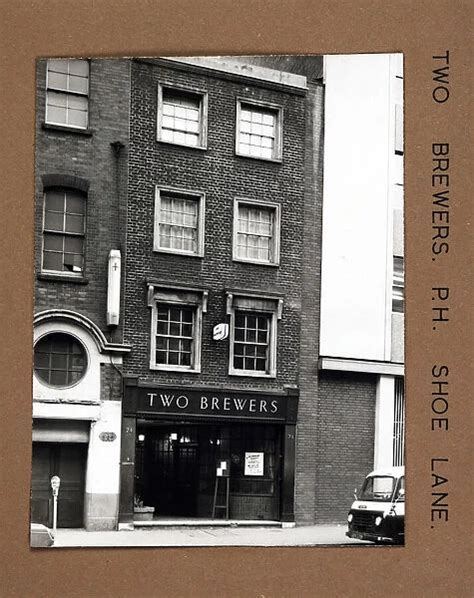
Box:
[318,356,404,376]
[135,57,307,94]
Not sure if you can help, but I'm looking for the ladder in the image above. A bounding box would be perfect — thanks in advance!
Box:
[212,475,230,520]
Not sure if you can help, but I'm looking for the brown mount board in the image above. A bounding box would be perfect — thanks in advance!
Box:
[0,0,471,596]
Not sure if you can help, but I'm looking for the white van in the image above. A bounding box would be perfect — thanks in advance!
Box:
[346,466,405,545]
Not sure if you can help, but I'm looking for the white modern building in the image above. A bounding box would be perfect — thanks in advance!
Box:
[319,53,405,472]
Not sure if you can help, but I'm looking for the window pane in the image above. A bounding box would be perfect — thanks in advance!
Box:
[68,108,88,128]
[44,211,64,231]
[51,353,68,370]
[68,95,88,110]
[66,194,85,214]
[47,105,67,125]
[155,350,166,364]
[65,214,85,234]
[45,191,65,211]
[48,59,69,74]
[68,74,88,94]
[34,353,49,369]
[68,59,89,77]
[182,323,192,337]
[47,90,67,107]
[43,251,63,271]
[43,233,63,251]
[64,236,84,254]
[50,370,68,386]
[48,71,68,91]
[168,352,179,365]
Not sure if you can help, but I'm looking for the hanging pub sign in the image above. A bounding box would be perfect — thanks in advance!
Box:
[244,452,264,476]
[213,323,229,341]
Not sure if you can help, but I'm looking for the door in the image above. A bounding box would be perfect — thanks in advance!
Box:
[31,443,87,528]
[139,426,199,517]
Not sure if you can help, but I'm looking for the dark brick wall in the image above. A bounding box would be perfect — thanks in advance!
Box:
[314,371,377,523]
[34,59,130,339]
[294,81,325,524]
[100,363,123,401]
[123,59,307,392]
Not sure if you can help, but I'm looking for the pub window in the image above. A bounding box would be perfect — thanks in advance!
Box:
[34,332,87,387]
[154,187,205,257]
[392,256,404,313]
[42,188,86,275]
[45,59,89,129]
[227,292,282,378]
[157,85,208,149]
[148,285,208,372]
[236,99,282,161]
[155,304,195,367]
[233,199,280,265]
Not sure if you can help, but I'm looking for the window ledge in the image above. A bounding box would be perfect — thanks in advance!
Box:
[37,273,89,284]
[157,139,207,151]
[42,122,93,136]
[233,257,279,267]
[235,151,282,164]
[153,248,204,258]
[149,364,201,374]
[229,370,276,379]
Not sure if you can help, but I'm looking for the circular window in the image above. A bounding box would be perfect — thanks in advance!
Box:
[34,332,87,387]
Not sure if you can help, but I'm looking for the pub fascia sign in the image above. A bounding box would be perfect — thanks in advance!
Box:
[138,389,283,418]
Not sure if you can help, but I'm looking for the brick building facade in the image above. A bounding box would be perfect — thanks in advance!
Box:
[32,58,131,531]
[31,54,404,533]
[119,58,308,524]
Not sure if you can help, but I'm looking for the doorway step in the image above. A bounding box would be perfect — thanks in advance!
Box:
[130,518,292,529]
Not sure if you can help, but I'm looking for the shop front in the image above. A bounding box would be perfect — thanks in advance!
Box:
[119,379,298,524]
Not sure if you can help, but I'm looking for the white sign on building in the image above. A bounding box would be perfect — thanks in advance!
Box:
[244,452,264,476]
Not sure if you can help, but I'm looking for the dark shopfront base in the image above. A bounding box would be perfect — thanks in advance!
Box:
[31,442,87,528]
[134,421,282,521]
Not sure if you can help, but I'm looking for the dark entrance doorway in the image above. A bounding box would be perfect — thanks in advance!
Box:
[31,443,87,528]
[135,422,281,519]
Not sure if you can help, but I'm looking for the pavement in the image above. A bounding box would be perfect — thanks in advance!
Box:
[52,523,371,548]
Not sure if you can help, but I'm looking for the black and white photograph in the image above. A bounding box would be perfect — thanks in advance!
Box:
[30,53,405,548]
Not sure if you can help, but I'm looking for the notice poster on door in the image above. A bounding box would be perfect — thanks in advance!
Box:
[244,452,264,476]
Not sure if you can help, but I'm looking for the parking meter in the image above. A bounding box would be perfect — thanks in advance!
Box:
[50,476,60,536]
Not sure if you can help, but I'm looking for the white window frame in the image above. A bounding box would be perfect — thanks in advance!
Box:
[148,285,207,373]
[233,198,281,266]
[157,83,208,149]
[154,186,205,257]
[227,292,282,378]
[392,256,404,313]
[41,188,86,276]
[235,98,283,162]
[45,59,90,130]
